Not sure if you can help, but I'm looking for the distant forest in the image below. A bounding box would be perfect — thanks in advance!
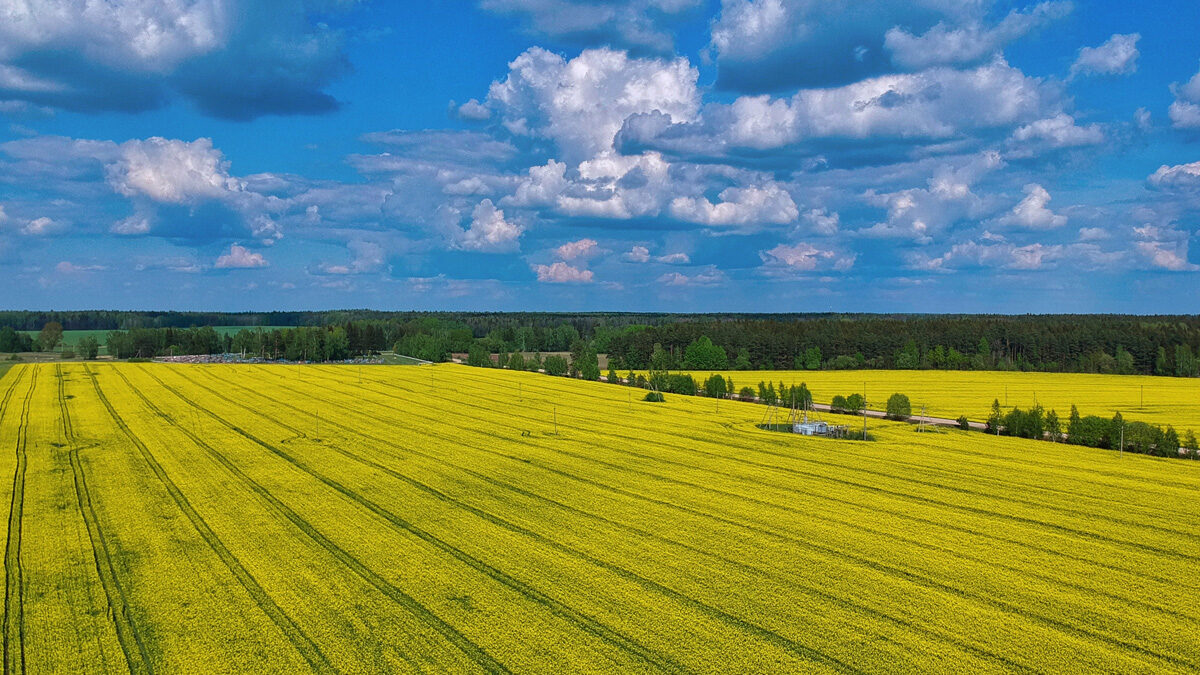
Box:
[2,310,1199,376]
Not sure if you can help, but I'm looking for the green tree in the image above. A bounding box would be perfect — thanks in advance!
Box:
[325,326,350,361]
[802,346,821,370]
[508,352,526,370]
[1045,409,1062,442]
[1185,430,1199,458]
[606,368,620,384]
[543,355,568,376]
[1176,344,1199,377]
[885,393,911,420]
[987,398,1003,434]
[77,336,100,360]
[39,321,64,353]
[738,386,755,400]
[732,348,751,370]
[830,395,848,414]
[682,336,728,369]
[1114,346,1135,375]
[703,374,728,398]
[956,415,971,431]
[467,344,491,368]
[1161,426,1180,457]
[1155,346,1170,376]
[845,393,866,414]
[895,339,919,369]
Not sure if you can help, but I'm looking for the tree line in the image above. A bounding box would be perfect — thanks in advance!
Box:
[6,312,1200,377]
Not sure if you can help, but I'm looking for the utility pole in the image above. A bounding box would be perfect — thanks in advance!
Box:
[553,406,558,435]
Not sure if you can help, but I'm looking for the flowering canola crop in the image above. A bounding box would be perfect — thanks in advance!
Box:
[0,362,1197,673]
[644,368,1200,430]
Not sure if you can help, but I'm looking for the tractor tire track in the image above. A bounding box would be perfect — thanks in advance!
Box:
[375,367,1200,556]
[288,366,1195,591]
[331,366,1200,564]
[191,365,1194,671]
[4,367,35,675]
[56,365,154,675]
[81,366,335,675]
[104,367,510,675]
[145,366,854,674]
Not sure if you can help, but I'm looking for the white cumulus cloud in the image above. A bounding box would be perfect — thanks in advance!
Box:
[1070,33,1141,78]
[214,243,267,269]
[532,261,594,283]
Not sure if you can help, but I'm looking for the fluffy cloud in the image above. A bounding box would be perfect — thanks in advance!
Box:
[657,266,725,286]
[1133,224,1198,271]
[620,59,1057,156]
[759,242,853,272]
[802,208,840,235]
[107,137,243,203]
[486,47,700,163]
[111,215,151,235]
[457,199,524,252]
[556,152,673,219]
[910,240,1063,271]
[0,1,350,119]
[319,240,386,275]
[480,0,700,54]
[1148,161,1200,191]
[1070,33,1141,78]
[669,183,798,227]
[1009,113,1105,152]
[861,151,1003,242]
[532,261,594,282]
[555,238,599,260]
[214,243,267,269]
[885,2,1069,71]
[20,216,64,236]
[995,184,1068,229]
[1169,65,1200,130]
[623,245,651,262]
[708,0,1068,92]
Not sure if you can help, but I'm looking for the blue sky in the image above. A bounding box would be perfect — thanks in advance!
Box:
[2,0,1200,312]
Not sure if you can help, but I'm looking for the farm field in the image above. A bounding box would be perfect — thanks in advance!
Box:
[644,369,1200,432]
[1,362,1198,672]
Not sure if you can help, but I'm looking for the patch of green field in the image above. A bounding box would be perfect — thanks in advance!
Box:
[4,362,1198,671]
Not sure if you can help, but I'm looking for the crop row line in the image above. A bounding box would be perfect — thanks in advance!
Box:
[3,367,34,675]
[269,365,1200,668]
[145,365,860,673]
[82,365,336,674]
[55,365,155,675]
[104,366,511,675]
[268,365,1199,625]
[397,366,1200,549]
[175,365,1187,670]
[299,365,1200,586]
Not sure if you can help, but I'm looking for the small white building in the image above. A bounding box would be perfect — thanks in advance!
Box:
[794,421,829,436]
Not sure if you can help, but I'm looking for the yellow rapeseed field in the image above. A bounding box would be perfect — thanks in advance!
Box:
[1,361,1198,672]
[643,368,1200,431]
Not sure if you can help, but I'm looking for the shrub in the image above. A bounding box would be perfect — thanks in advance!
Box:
[885,393,911,420]
[957,415,971,430]
[738,386,756,400]
[830,395,848,414]
[60,349,76,359]
[845,393,865,414]
[643,391,665,402]
[543,355,568,376]
[606,368,620,384]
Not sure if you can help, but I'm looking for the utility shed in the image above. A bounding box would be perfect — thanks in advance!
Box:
[794,421,829,435]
